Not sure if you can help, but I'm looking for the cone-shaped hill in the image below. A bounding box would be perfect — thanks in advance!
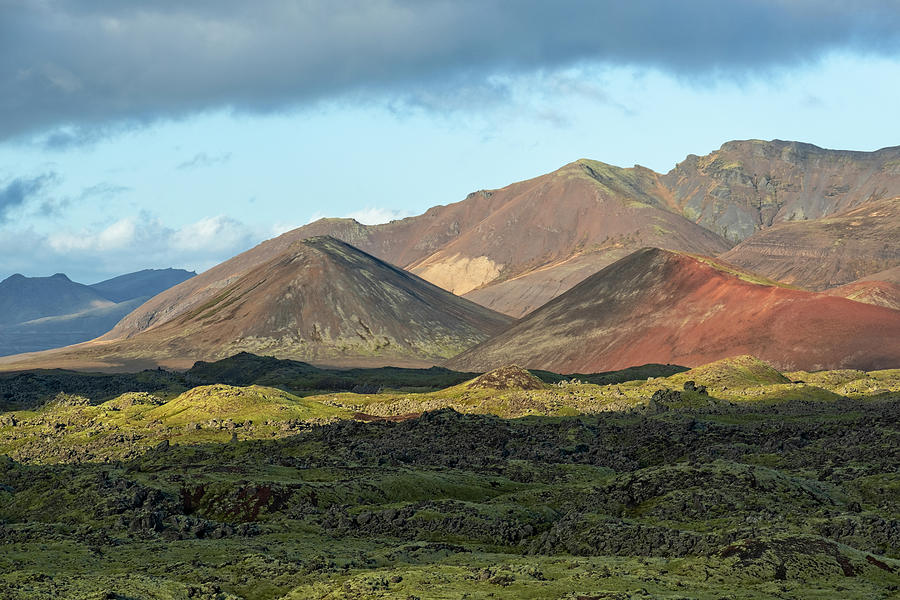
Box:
[465,365,545,391]
[446,248,900,373]
[2,237,512,370]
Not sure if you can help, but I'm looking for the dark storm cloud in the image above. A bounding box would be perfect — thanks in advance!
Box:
[0,174,59,222]
[2,0,900,142]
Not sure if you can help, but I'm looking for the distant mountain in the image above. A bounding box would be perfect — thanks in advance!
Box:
[0,268,196,357]
[446,248,900,373]
[664,140,900,242]
[0,273,114,326]
[25,237,512,370]
[0,297,147,356]
[89,268,195,302]
[720,198,900,290]
[6,139,898,369]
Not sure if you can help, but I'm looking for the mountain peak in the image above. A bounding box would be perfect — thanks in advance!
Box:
[97,237,513,368]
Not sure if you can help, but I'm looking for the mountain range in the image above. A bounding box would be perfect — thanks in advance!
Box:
[0,268,195,356]
[1,139,898,373]
[446,248,900,373]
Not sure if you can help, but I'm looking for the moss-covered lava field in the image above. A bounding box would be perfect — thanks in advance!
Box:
[1,353,898,599]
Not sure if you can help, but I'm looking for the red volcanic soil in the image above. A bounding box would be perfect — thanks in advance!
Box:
[447,248,900,373]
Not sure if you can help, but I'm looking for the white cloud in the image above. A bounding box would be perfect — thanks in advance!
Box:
[2,207,413,283]
[344,207,411,225]
[170,215,248,252]
[6,214,260,283]
[97,217,137,249]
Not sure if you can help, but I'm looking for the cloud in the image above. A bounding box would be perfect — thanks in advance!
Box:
[170,215,251,252]
[0,173,60,222]
[14,213,262,282]
[175,152,232,171]
[345,207,412,225]
[2,1,899,143]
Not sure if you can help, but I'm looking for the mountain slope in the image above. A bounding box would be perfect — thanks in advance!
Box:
[824,266,900,310]
[103,139,900,325]
[89,268,195,302]
[21,237,512,370]
[663,140,900,242]
[447,248,900,373]
[418,160,732,316]
[720,198,900,290]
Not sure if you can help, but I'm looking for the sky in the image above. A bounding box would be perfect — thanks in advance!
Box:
[2,1,900,283]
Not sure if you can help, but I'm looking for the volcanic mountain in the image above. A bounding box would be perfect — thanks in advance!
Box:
[109,160,732,324]
[101,139,900,325]
[720,198,900,291]
[6,237,512,370]
[663,140,900,242]
[0,273,114,326]
[446,248,900,374]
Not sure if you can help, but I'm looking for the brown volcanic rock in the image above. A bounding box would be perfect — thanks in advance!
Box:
[663,140,900,242]
[436,160,732,316]
[8,237,512,370]
[446,248,900,374]
[405,160,729,296]
[824,266,900,310]
[720,198,900,291]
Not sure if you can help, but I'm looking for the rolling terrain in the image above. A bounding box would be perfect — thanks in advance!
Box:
[447,248,900,374]
[824,266,900,310]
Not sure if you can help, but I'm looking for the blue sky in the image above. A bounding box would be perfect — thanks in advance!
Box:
[2,1,900,283]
